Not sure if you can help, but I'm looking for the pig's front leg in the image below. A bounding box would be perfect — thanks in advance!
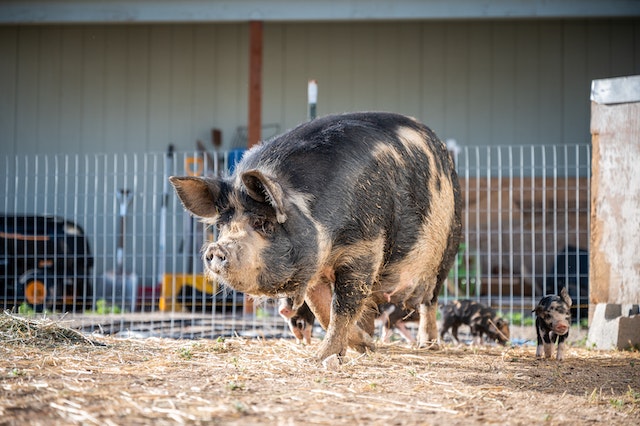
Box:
[556,332,569,360]
[536,328,554,358]
[315,270,373,362]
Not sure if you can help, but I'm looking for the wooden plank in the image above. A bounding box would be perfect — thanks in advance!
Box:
[590,100,640,305]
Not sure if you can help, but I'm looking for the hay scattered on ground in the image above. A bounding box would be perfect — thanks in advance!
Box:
[0,311,103,347]
[1,312,639,425]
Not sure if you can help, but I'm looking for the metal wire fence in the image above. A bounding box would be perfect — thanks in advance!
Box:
[1,144,590,341]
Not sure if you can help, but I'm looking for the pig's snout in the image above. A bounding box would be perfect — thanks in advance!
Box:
[204,243,229,272]
[553,321,569,335]
[279,305,294,318]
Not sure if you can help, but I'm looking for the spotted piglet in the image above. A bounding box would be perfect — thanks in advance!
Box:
[440,300,510,345]
[533,287,572,360]
[278,297,316,345]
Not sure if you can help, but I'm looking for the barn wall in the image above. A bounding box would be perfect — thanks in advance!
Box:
[1,19,639,158]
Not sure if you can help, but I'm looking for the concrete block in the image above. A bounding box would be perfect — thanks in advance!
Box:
[587,303,640,350]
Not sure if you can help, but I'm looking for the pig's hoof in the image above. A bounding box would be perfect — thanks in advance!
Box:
[417,340,440,350]
[350,338,375,354]
[322,354,341,370]
[315,342,346,365]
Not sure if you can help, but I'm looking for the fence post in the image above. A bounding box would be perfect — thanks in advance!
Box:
[588,75,640,350]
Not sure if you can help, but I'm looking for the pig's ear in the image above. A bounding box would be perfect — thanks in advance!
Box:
[169,176,223,219]
[560,287,573,307]
[241,170,287,223]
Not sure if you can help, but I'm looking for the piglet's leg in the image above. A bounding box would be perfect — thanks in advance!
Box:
[541,331,554,358]
[556,333,569,360]
[395,321,416,344]
[301,323,313,345]
[417,302,439,349]
[535,322,549,358]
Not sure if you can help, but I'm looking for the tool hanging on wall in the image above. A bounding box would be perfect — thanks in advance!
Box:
[102,189,138,312]
[157,144,174,287]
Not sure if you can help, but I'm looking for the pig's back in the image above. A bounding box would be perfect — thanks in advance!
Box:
[239,111,461,276]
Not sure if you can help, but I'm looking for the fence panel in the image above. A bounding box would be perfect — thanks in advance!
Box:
[1,145,590,342]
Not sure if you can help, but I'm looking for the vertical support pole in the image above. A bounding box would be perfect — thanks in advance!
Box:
[248,21,263,149]
[245,22,262,315]
[308,79,318,121]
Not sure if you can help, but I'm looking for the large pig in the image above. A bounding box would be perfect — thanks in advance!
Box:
[170,112,462,362]
[534,287,572,360]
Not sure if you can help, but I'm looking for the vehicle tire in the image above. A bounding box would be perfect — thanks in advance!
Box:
[19,271,54,312]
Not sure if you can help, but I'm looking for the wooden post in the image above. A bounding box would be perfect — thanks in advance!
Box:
[587,75,640,350]
[248,21,263,149]
[589,75,640,310]
[244,21,262,315]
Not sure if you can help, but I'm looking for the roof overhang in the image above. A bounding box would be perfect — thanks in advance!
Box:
[1,0,639,25]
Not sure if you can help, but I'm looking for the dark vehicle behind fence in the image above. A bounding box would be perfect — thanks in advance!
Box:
[0,214,93,311]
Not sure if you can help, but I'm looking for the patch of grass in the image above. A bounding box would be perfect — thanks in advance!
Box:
[178,346,193,360]
[227,381,245,391]
[8,368,26,377]
[588,386,640,410]
[314,376,329,385]
[233,401,247,413]
[500,311,535,326]
[208,337,232,354]
[255,306,269,319]
[572,334,589,348]
[93,299,122,314]
[17,303,35,315]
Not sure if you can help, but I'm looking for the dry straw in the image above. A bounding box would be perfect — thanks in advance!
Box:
[1,311,639,425]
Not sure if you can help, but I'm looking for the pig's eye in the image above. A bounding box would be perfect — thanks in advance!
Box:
[251,217,275,236]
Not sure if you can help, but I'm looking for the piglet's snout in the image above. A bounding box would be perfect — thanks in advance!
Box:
[553,321,569,335]
[204,243,229,273]
[279,305,293,318]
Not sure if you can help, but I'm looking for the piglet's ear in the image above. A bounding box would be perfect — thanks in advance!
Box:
[560,287,573,307]
[169,176,223,219]
[241,169,287,223]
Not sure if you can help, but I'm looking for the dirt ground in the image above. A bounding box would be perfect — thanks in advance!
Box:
[1,314,639,426]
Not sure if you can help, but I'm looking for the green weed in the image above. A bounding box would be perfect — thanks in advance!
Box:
[93,299,122,314]
[178,346,193,360]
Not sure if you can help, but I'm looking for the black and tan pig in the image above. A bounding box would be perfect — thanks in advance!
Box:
[170,112,462,362]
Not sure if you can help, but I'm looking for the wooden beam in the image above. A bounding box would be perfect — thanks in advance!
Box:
[248,20,262,148]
